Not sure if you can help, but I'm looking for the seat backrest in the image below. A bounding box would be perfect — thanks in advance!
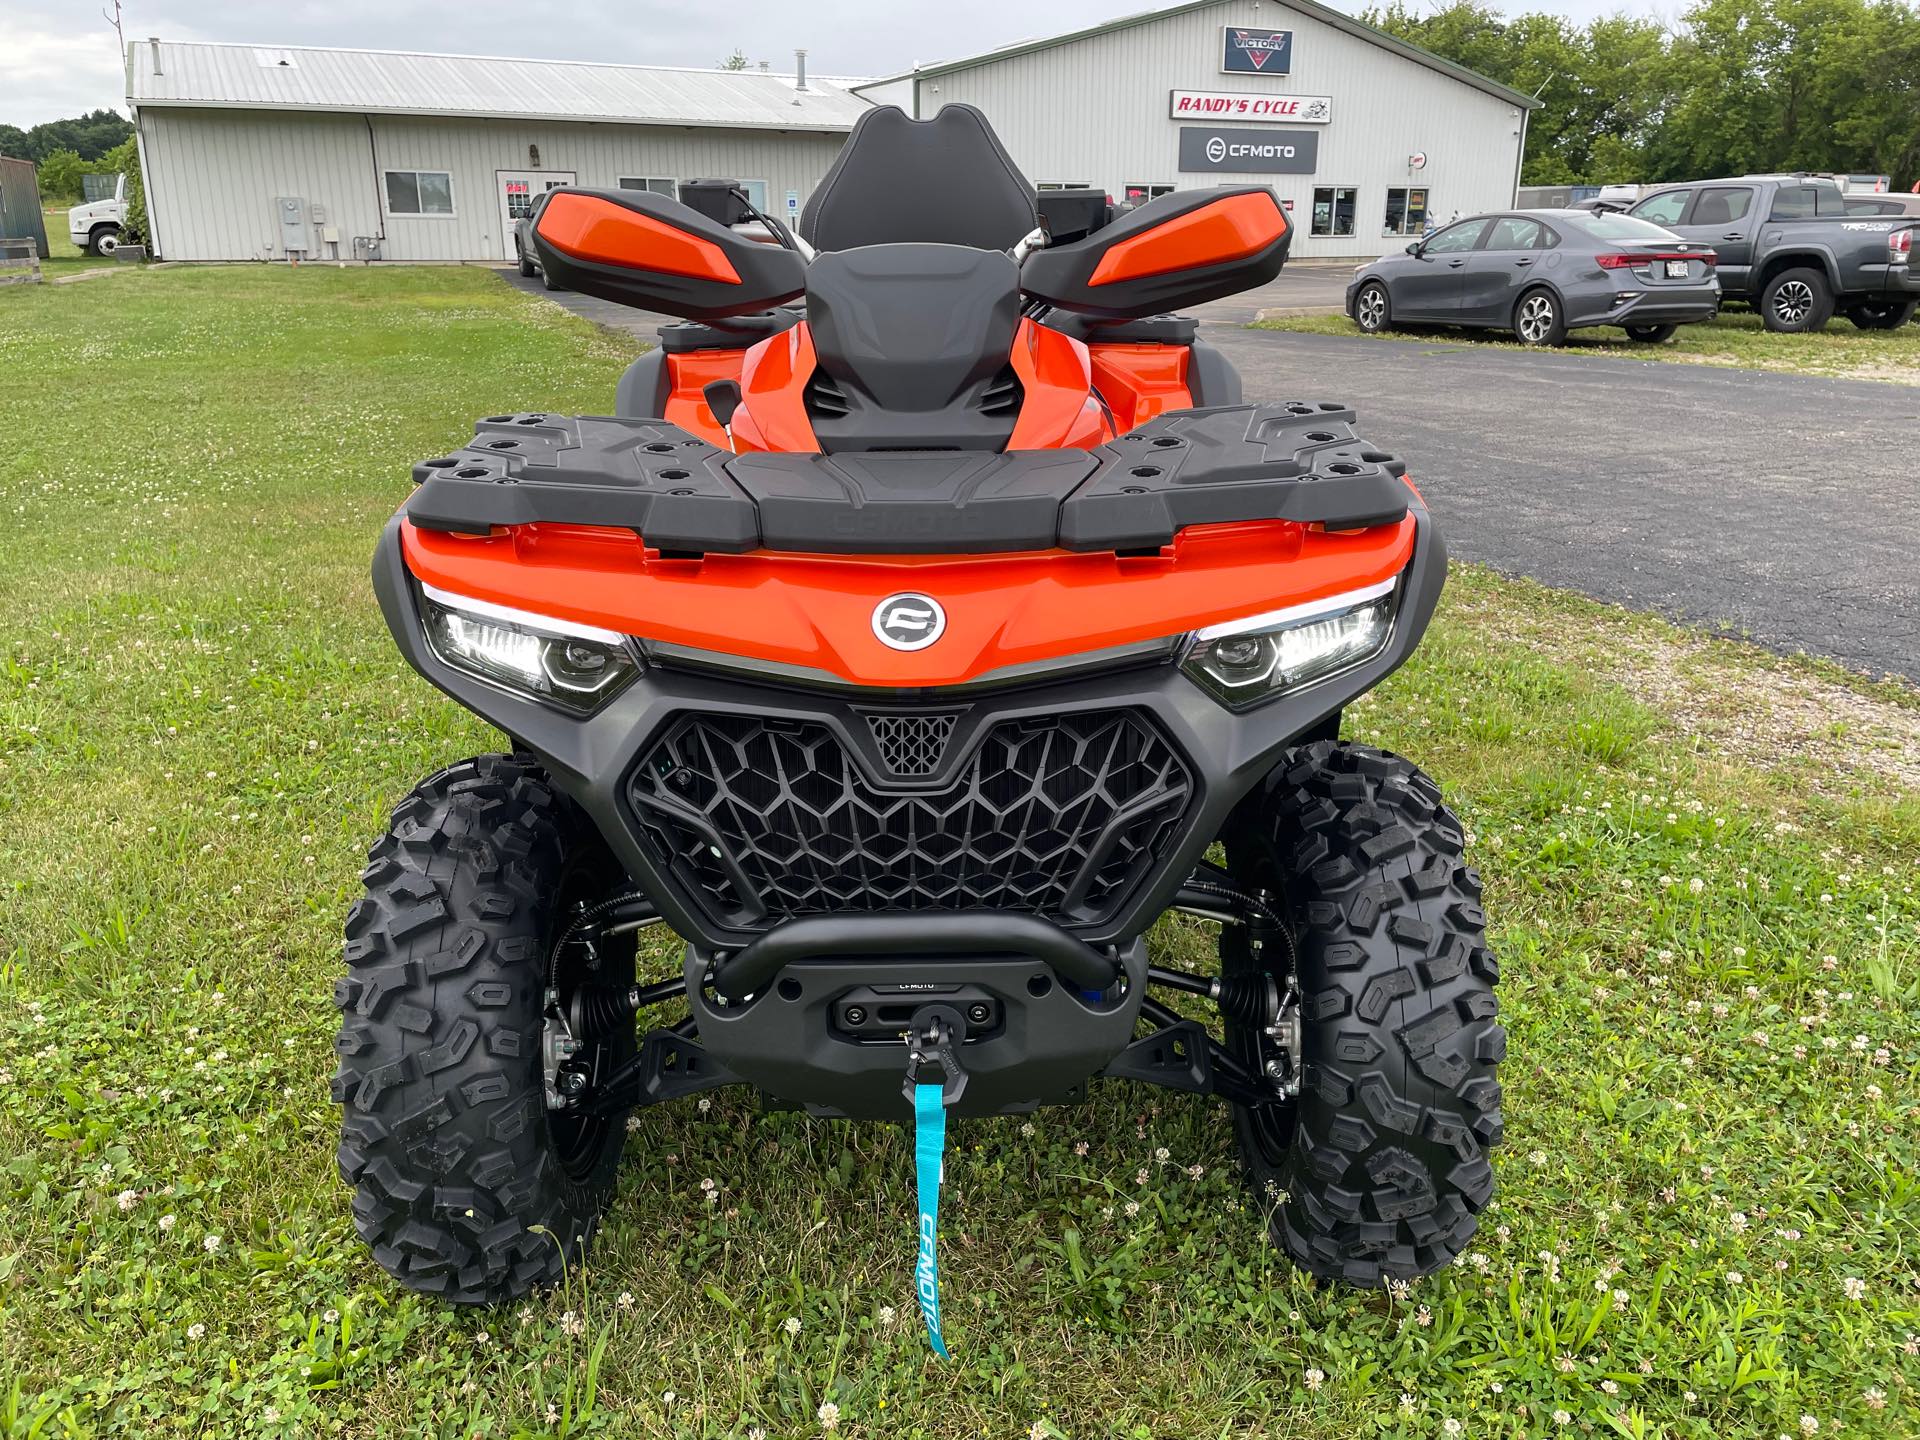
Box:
[800,104,1038,253]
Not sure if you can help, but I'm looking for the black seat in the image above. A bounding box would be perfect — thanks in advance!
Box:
[800,104,1038,253]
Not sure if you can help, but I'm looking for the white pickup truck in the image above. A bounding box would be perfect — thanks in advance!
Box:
[68,173,127,255]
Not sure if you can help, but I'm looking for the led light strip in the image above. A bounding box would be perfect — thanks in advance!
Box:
[419,582,628,647]
[1192,575,1400,644]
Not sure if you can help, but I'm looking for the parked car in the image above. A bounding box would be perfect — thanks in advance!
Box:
[1346,209,1720,347]
[512,212,563,289]
[67,171,126,255]
[1628,174,1917,331]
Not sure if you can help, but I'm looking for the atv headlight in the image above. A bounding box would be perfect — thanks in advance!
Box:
[1182,577,1398,709]
[419,584,637,714]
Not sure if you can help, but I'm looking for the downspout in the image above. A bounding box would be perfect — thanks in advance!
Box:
[364,115,387,247]
[1511,104,1532,205]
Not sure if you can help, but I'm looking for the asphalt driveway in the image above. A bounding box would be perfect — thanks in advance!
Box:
[504,269,1920,681]
[1205,327,1920,681]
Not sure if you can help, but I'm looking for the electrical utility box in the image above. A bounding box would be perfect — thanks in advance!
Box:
[276,195,312,254]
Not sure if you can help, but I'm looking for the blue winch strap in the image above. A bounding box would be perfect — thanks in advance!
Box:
[912,1081,951,1359]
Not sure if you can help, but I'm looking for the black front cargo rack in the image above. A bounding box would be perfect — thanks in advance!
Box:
[404,402,1411,556]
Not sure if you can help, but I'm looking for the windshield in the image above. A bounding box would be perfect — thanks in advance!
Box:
[1580,213,1689,242]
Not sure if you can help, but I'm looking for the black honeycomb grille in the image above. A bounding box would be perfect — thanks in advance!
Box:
[866,711,958,777]
[629,709,1193,931]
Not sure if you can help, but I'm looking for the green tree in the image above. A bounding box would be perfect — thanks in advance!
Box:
[1365,0,1920,189]
[718,47,749,70]
[36,147,87,202]
[0,123,28,158]
[94,136,147,249]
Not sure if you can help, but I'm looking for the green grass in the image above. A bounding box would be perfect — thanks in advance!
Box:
[1254,308,1920,384]
[28,205,119,278]
[2,267,1917,1440]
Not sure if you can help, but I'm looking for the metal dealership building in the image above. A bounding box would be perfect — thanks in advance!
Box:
[129,0,1535,264]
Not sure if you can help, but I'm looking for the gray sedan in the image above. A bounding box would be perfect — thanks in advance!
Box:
[1345,209,1722,346]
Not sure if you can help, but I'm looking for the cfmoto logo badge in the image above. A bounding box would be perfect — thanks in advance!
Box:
[872,592,946,651]
[1205,135,1228,163]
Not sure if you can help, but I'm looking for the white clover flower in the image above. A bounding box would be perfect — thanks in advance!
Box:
[1725,1271,1743,1286]
[877,1304,896,1326]
[1600,1379,1619,1395]
[663,1390,676,1406]
[1303,1367,1324,1391]
[817,1400,841,1431]
[784,1316,802,1336]
[1073,1141,1089,1157]
[1124,1200,1140,1217]
[1864,1389,1886,1411]
[1442,1421,1463,1437]
[187,1322,206,1340]
[617,1291,634,1308]
[116,1190,139,1211]
[202,1234,222,1253]
[1553,1411,1572,1426]
[1841,1276,1866,1301]
[1799,1416,1818,1436]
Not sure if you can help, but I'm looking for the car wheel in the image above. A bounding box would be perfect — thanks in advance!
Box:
[1512,289,1566,347]
[516,243,537,279]
[1761,267,1833,333]
[87,226,121,257]
[1844,300,1916,331]
[1353,281,1392,334]
[1624,324,1677,343]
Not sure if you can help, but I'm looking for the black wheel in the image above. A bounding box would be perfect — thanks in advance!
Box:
[86,225,121,257]
[1512,288,1566,346]
[1220,740,1502,1286]
[334,754,638,1304]
[1624,323,1677,343]
[517,242,537,279]
[1760,267,1833,333]
[542,265,564,292]
[1353,281,1392,333]
[1844,300,1916,330]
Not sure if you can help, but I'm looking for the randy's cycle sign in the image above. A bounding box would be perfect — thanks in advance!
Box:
[1178,126,1320,174]
[1221,27,1293,74]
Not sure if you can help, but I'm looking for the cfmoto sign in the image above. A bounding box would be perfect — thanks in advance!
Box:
[1178,126,1320,175]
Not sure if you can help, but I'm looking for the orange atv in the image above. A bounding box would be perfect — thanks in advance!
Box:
[337,105,1502,1333]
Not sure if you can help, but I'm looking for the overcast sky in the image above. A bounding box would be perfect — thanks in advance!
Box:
[5,0,1677,129]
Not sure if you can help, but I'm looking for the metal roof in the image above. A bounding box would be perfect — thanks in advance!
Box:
[127,40,873,133]
[856,0,1541,111]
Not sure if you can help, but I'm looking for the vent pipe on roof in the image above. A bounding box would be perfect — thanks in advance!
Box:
[149,36,163,75]
[794,49,808,92]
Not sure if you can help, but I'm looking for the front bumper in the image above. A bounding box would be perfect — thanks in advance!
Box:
[375,502,1447,956]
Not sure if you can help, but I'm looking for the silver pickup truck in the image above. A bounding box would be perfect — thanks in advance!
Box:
[1628,173,1916,331]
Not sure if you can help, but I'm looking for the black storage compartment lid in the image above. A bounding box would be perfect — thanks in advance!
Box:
[1036,188,1112,244]
[677,179,754,227]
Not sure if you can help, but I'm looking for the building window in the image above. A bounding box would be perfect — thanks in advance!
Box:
[618,176,677,196]
[1037,182,1092,191]
[384,170,454,216]
[1384,187,1428,236]
[1124,183,1174,204]
[1311,186,1356,237]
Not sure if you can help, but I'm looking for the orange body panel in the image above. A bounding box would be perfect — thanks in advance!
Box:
[401,511,1416,689]
[1088,192,1289,286]
[1086,343,1194,433]
[1004,320,1113,450]
[663,351,743,447]
[731,325,823,454]
[537,193,741,283]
